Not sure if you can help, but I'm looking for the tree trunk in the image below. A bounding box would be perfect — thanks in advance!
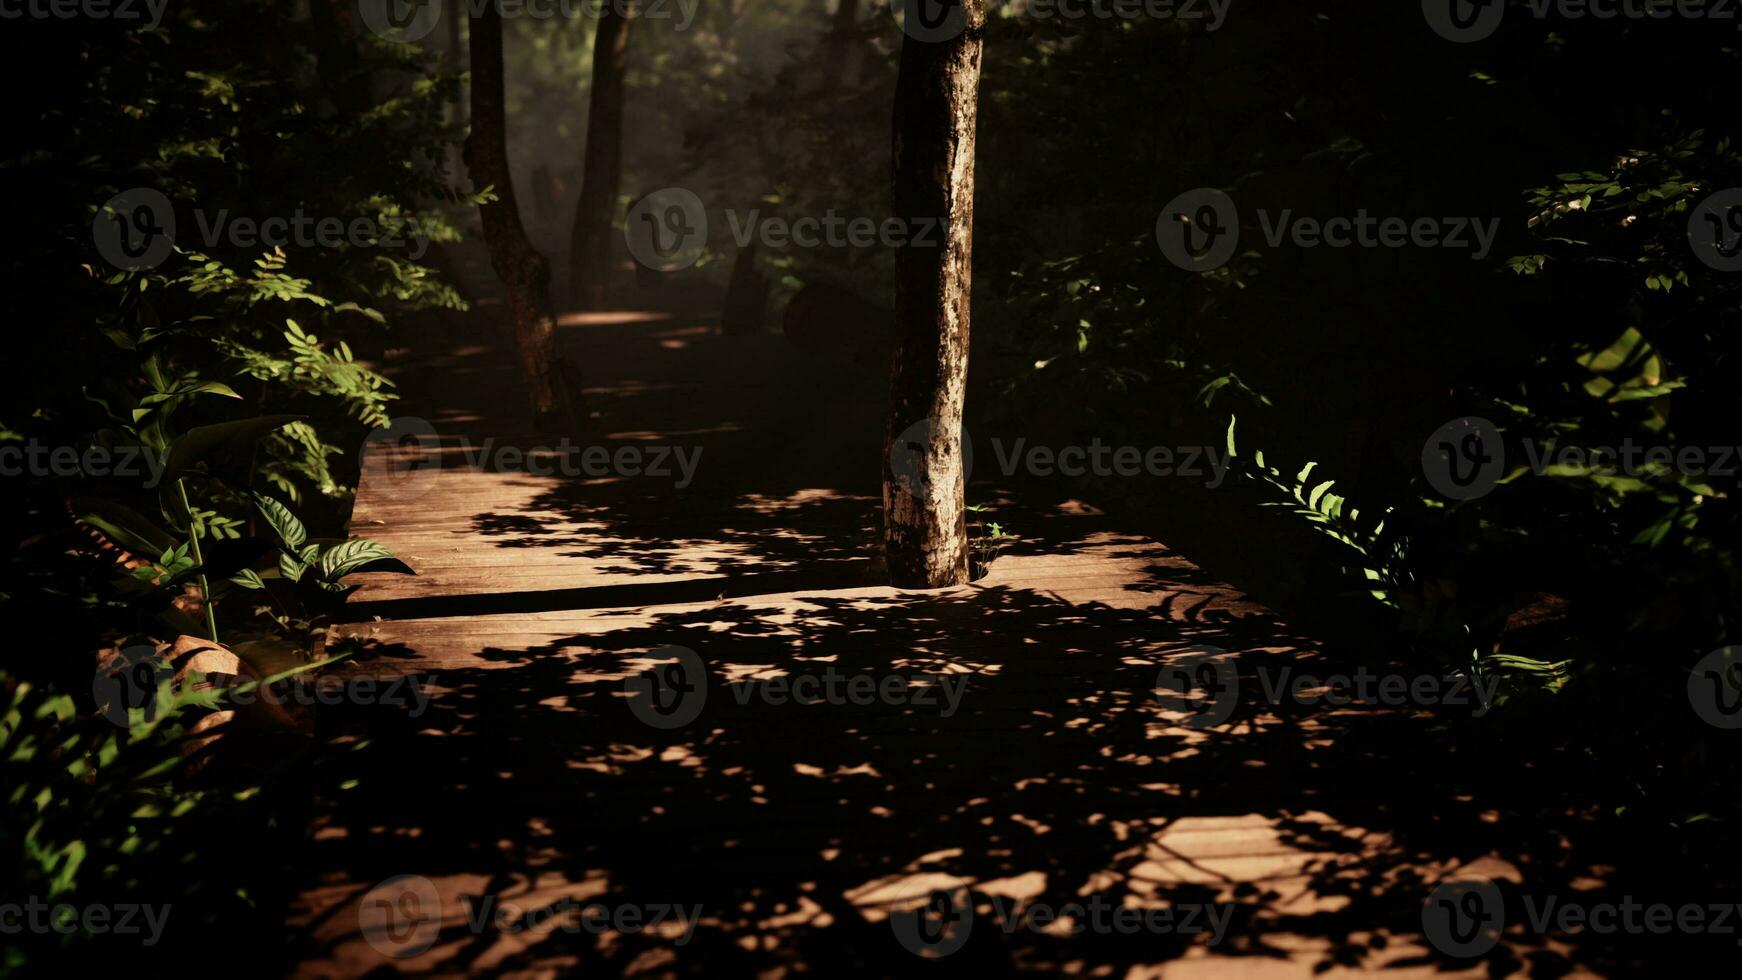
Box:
[721,242,768,336]
[823,0,861,92]
[447,0,466,109]
[446,0,467,187]
[568,6,632,310]
[464,4,579,430]
[835,0,861,30]
[882,0,985,589]
[309,0,363,115]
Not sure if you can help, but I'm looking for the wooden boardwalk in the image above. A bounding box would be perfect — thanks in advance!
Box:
[282,292,1513,977]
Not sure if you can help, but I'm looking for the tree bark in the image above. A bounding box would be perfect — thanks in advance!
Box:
[309,0,364,115]
[447,0,466,109]
[883,0,985,589]
[721,242,768,335]
[446,0,467,188]
[823,0,861,92]
[568,5,633,310]
[835,0,861,30]
[464,3,579,430]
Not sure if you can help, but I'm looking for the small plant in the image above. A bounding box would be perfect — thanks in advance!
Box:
[967,504,1016,579]
[71,348,410,648]
[1221,414,1572,694]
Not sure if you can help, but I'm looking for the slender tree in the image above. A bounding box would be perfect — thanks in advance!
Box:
[823,0,862,92]
[721,241,767,336]
[308,0,363,114]
[568,5,633,310]
[720,1,861,335]
[446,0,467,188]
[447,0,466,110]
[464,4,580,429]
[834,0,860,32]
[883,0,986,588]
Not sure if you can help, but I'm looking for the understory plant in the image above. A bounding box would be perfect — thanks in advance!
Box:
[0,1,465,966]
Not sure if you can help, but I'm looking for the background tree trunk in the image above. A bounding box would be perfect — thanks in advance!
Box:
[568,6,632,311]
[308,0,363,115]
[834,0,860,31]
[882,0,985,589]
[446,0,467,190]
[464,4,579,431]
[823,0,861,92]
[447,0,467,111]
[721,242,768,336]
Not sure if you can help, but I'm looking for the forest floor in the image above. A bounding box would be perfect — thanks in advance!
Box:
[278,247,1605,978]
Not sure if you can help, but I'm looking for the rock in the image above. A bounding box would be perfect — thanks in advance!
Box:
[167,635,306,735]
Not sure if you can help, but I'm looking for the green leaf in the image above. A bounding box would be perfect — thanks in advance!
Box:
[229,568,266,590]
[163,415,304,481]
[251,492,307,551]
[74,497,178,557]
[332,301,387,324]
[185,381,243,399]
[141,381,243,405]
[316,539,413,581]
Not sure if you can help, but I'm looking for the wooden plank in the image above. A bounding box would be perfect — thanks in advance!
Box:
[287,296,1470,980]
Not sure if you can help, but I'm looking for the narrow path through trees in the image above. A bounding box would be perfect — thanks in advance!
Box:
[278,268,1590,977]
